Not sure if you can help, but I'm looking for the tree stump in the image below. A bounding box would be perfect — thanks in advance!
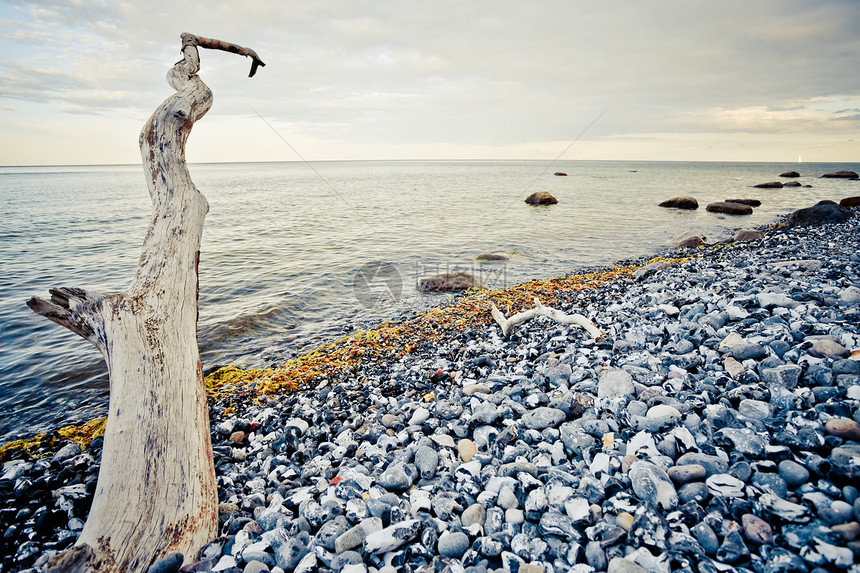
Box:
[29,34,264,572]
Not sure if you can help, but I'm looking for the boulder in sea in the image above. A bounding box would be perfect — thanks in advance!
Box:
[787,200,851,227]
[754,181,783,188]
[554,172,568,176]
[706,202,753,215]
[821,171,859,179]
[733,229,763,242]
[658,196,698,210]
[725,199,761,207]
[783,181,802,187]
[673,231,706,248]
[476,252,510,261]
[417,271,486,292]
[524,191,558,205]
[840,196,860,208]
[780,171,800,178]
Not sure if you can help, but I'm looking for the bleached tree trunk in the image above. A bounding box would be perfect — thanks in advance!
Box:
[29,34,264,572]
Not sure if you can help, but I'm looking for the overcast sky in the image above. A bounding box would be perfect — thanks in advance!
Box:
[1,0,859,165]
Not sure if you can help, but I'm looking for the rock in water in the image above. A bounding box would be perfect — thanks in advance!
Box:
[706,202,754,215]
[417,271,486,292]
[821,170,859,178]
[476,252,510,261]
[780,171,800,178]
[524,191,558,205]
[658,196,698,209]
[725,198,761,206]
[754,181,783,188]
[840,196,860,208]
[787,200,851,226]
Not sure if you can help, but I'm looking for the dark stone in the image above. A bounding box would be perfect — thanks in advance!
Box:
[706,202,754,215]
[787,200,851,227]
[147,552,184,573]
[417,272,486,292]
[780,171,800,178]
[821,171,859,178]
[754,181,783,188]
[554,172,568,176]
[716,529,749,563]
[783,181,802,187]
[725,199,762,207]
[659,196,699,210]
[524,191,558,205]
[840,196,860,208]
[476,252,510,261]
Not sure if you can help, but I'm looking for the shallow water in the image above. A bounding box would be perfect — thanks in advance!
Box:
[1,159,857,441]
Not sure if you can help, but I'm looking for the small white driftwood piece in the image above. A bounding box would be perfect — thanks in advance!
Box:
[491,297,603,339]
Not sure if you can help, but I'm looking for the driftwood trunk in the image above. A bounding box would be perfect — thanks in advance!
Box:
[29,34,263,572]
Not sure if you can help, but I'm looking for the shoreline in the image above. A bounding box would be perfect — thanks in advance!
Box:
[2,209,860,572]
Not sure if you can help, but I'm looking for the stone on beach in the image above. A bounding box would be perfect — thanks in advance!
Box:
[840,196,860,208]
[787,200,851,226]
[672,230,706,247]
[733,229,763,242]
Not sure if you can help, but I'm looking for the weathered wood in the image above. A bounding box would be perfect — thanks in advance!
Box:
[29,33,264,572]
[491,297,603,339]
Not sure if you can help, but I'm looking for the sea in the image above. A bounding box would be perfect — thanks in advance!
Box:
[1,160,858,442]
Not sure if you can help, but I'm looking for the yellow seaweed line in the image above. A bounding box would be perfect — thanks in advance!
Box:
[1,256,692,459]
[204,258,691,399]
[0,418,106,463]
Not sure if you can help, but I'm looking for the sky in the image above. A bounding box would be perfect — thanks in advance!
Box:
[1,0,859,165]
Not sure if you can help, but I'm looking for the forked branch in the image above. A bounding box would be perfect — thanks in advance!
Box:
[491,297,603,339]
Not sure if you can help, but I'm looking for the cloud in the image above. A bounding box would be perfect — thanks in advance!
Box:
[2,0,860,163]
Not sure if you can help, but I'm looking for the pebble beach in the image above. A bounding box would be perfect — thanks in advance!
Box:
[2,205,860,573]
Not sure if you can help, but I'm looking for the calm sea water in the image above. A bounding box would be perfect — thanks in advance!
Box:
[1,160,858,441]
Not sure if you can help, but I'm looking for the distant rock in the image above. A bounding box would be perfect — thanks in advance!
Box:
[524,191,558,205]
[733,229,763,242]
[754,181,783,188]
[476,252,510,261]
[673,231,706,248]
[787,200,851,227]
[706,202,753,215]
[840,196,860,208]
[821,171,859,179]
[725,199,761,207]
[780,171,800,178]
[783,181,802,187]
[417,272,486,292]
[658,196,698,210]
[554,172,567,176]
